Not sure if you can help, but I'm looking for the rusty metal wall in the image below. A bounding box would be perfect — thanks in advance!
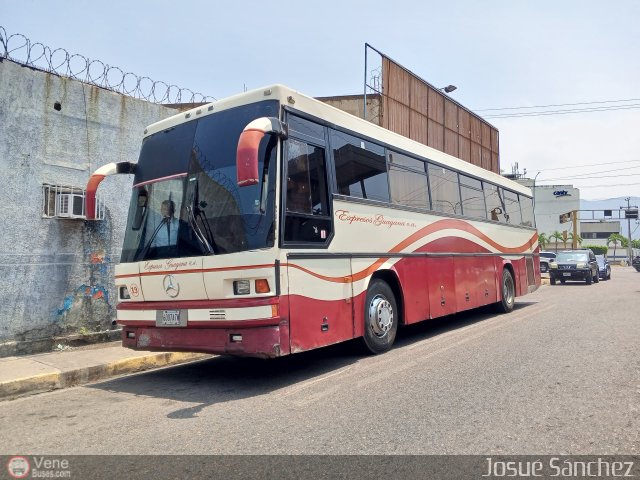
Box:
[381,57,499,173]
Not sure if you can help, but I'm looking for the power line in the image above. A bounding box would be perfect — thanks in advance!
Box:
[485,103,640,119]
[533,160,640,172]
[539,166,640,182]
[476,97,640,112]
[571,182,640,188]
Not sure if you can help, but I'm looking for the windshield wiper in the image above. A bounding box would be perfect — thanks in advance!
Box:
[134,217,169,261]
[187,177,217,255]
[187,205,214,254]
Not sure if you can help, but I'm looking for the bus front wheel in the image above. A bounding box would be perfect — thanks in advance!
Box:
[496,268,515,314]
[362,279,398,354]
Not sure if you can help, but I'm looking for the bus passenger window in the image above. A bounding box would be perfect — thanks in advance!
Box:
[388,151,429,209]
[428,164,460,215]
[484,183,507,223]
[331,130,389,203]
[520,195,534,227]
[503,190,522,225]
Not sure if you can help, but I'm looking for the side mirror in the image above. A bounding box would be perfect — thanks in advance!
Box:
[132,190,148,230]
[236,117,287,187]
[85,161,136,219]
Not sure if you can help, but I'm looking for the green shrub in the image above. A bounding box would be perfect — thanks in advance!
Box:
[584,245,608,255]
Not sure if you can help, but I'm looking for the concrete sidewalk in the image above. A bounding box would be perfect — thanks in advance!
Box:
[0,342,210,401]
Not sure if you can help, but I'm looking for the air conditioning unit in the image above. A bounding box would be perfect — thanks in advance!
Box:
[42,184,104,220]
[55,193,85,218]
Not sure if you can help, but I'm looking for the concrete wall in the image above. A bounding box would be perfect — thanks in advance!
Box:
[0,58,180,343]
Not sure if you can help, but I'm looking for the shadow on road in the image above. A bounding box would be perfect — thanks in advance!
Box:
[89,300,537,419]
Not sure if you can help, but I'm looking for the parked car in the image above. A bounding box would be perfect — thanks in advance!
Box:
[539,251,557,273]
[633,256,640,272]
[549,249,599,285]
[595,255,611,280]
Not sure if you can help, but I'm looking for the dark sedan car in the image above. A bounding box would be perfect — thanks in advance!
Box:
[595,255,611,280]
[549,250,599,285]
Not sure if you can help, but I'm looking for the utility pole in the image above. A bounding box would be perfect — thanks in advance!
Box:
[572,210,579,249]
[620,197,639,263]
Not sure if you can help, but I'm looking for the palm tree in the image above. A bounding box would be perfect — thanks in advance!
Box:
[567,232,582,248]
[607,233,626,260]
[550,231,564,253]
[538,232,549,250]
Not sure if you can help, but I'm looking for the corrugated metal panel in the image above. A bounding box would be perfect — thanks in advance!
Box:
[444,128,458,157]
[444,99,458,131]
[470,116,482,144]
[471,141,482,167]
[427,88,444,124]
[481,123,491,148]
[482,147,491,171]
[410,76,429,112]
[387,98,411,137]
[428,119,444,151]
[410,110,428,144]
[458,109,470,139]
[458,136,471,162]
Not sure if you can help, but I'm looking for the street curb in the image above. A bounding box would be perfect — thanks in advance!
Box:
[0,352,210,402]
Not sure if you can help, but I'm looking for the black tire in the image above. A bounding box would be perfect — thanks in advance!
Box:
[560,279,566,284]
[496,268,515,313]
[586,273,592,285]
[362,279,398,354]
[594,271,599,283]
[607,270,611,280]
[550,277,556,285]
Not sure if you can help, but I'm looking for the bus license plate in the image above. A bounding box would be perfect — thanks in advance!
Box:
[156,310,187,327]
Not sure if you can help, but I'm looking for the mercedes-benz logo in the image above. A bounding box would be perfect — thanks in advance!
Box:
[163,274,180,298]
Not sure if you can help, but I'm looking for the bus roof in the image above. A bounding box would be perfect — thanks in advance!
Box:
[144,84,531,197]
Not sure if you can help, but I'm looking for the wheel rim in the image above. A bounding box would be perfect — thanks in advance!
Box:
[368,294,394,338]
[503,273,514,306]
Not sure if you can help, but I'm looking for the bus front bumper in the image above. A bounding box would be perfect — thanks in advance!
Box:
[121,323,286,358]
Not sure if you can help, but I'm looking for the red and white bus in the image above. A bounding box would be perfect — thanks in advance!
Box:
[87,85,540,358]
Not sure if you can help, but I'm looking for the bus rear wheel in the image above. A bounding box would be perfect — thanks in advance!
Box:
[362,279,398,354]
[496,268,515,313]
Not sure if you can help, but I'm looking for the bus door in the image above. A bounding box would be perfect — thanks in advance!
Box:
[282,116,354,352]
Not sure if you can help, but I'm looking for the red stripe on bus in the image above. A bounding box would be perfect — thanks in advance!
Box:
[115,263,276,279]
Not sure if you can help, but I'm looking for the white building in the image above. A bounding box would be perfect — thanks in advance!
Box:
[515,179,581,245]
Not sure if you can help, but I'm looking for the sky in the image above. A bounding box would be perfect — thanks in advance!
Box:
[2,0,640,200]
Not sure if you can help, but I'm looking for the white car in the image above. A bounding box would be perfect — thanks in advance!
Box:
[539,251,556,273]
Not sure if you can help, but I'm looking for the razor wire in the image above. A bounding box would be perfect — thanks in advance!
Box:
[0,26,216,104]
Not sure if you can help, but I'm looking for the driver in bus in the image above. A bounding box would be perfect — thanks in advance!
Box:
[152,199,179,247]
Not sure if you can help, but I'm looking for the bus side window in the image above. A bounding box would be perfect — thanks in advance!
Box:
[484,183,507,223]
[331,130,389,203]
[428,163,461,215]
[284,138,332,244]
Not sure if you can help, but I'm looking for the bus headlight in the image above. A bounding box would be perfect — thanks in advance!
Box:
[233,280,251,295]
[119,286,131,300]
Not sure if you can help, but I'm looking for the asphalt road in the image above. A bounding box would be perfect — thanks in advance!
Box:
[2,267,639,455]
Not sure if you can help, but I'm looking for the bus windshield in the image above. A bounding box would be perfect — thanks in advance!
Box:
[120,100,279,263]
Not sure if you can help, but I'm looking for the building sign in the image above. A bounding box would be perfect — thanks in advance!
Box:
[559,212,572,224]
[553,190,571,198]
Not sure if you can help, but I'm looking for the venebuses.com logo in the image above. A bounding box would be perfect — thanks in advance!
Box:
[6,456,71,478]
